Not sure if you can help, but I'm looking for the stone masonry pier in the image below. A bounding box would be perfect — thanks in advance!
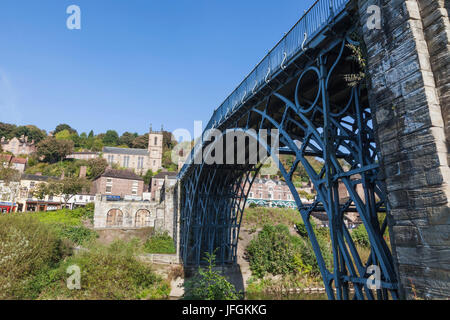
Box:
[358,0,450,299]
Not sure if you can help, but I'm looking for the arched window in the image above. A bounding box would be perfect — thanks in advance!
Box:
[135,209,152,227]
[106,209,123,227]
[154,137,158,145]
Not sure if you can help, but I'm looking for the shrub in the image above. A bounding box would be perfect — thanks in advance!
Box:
[0,214,71,299]
[184,252,241,300]
[56,225,98,245]
[144,231,176,254]
[39,240,169,300]
[351,224,370,247]
[246,224,333,279]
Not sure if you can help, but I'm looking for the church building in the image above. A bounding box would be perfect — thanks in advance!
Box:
[102,126,163,175]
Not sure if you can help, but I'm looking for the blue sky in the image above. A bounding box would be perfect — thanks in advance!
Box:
[0,0,316,136]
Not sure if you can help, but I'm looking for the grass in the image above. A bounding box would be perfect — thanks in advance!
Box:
[38,240,170,300]
[143,231,176,254]
[243,207,303,228]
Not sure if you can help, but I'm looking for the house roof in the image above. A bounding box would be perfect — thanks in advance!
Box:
[21,174,58,182]
[99,169,143,181]
[103,146,149,156]
[152,171,178,179]
[1,155,27,165]
[0,155,12,162]
[12,158,27,164]
[70,151,99,155]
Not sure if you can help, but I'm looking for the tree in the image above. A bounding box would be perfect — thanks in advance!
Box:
[143,170,154,185]
[55,124,77,135]
[88,130,94,139]
[37,137,74,163]
[87,158,108,179]
[46,177,91,207]
[0,122,17,139]
[132,134,149,149]
[119,132,137,148]
[54,129,73,141]
[102,130,119,146]
[13,125,46,143]
[0,165,20,184]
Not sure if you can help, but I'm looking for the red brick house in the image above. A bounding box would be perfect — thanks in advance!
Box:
[91,169,144,199]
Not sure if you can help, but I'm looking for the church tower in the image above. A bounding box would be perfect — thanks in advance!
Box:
[148,125,163,172]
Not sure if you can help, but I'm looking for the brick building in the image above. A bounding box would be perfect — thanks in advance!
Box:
[0,136,36,156]
[91,169,145,200]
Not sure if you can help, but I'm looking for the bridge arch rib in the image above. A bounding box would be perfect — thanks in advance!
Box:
[179,30,399,300]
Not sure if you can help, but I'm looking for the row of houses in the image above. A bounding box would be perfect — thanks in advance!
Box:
[0,167,179,213]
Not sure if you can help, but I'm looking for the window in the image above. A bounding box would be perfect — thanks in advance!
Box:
[30,181,35,188]
[106,178,113,194]
[107,155,114,164]
[123,156,130,168]
[268,193,273,199]
[249,192,253,198]
[132,181,139,196]
[154,137,158,145]
[137,156,144,169]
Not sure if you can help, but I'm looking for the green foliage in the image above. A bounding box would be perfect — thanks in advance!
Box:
[54,225,98,246]
[54,129,75,141]
[34,206,97,246]
[162,150,178,172]
[39,240,169,300]
[246,225,300,278]
[54,124,77,135]
[184,252,241,300]
[35,206,95,226]
[143,169,154,185]
[243,207,302,228]
[26,159,88,178]
[37,137,74,163]
[132,134,149,149]
[119,132,138,148]
[0,214,71,299]
[351,224,370,247]
[0,122,46,143]
[0,164,20,183]
[102,130,120,146]
[144,231,176,254]
[87,157,108,179]
[246,224,333,279]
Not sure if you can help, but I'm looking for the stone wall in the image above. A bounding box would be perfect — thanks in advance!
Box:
[357,0,450,299]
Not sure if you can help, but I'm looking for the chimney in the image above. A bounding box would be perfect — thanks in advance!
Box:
[79,166,87,178]
[35,172,42,176]
[61,171,65,179]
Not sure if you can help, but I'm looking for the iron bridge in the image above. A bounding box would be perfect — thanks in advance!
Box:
[178,0,399,300]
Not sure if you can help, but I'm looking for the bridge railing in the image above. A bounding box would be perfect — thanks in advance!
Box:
[179,0,349,179]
